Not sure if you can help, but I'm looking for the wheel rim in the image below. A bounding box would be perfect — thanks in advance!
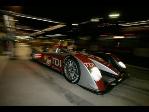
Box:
[64,59,79,82]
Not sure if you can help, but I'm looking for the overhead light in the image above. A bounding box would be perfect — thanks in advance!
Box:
[42,19,48,22]
[53,21,60,24]
[15,14,20,17]
[120,24,132,26]
[46,34,66,37]
[55,34,62,36]
[36,18,42,21]
[130,23,140,26]
[47,20,54,22]
[80,21,90,24]
[20,15,26,18]
[125,23,131,25]
[140,21,147,23]
[72,23,79,26]
[139,22,147,25]
[109,12,120,19]
[133,22,139,24]
[90,18,100,22]
[16,36,31,39]
[34,29,40,32]
[32,17,37,19]
[48,20,60,23]
[26,16,32,19]
[113,36,125,39]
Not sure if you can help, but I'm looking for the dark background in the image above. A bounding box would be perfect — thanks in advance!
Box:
[1,0,149,22]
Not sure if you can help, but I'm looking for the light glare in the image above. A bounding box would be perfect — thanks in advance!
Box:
[90,67,102,81]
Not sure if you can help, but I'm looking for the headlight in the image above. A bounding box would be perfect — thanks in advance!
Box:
[90,67,102,81]
[118,61,126,69]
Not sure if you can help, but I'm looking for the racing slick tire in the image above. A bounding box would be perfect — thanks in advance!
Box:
[64,56,81,84]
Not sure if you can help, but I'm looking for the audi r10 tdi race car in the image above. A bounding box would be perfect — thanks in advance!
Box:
[31,41,129,94]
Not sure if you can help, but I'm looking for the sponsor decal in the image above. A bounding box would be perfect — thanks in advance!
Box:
[52,57,62,67]
[84,63,94,68]
[44,56,62,67]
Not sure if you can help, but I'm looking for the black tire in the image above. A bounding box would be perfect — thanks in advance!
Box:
[63,56,81,84]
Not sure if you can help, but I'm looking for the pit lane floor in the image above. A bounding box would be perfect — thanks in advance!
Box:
[0,56,149,106]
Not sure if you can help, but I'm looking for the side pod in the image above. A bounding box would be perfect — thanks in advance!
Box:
[76,58,106,93]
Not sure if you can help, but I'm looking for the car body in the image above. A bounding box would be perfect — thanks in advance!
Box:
[31,44,129,93]
[84,50,129,76]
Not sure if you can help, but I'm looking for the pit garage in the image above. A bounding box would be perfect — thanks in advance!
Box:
[0,4,149,106]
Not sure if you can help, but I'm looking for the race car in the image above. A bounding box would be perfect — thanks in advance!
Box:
[31,43,129,93]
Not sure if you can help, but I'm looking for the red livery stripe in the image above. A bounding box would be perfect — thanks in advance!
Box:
[96,80,106,92]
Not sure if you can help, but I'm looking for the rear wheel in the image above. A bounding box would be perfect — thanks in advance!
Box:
[64,57,80,84]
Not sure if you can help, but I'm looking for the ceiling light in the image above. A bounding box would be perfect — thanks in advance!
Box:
[36,18,42,21]
[72,23,79,26]
[140,21,147,23]
[42,19,48,22]
[26,16,32,19]
[32,17,37,19]
[52,21,60,24]
[90,18,100,22]
[46,34,66,37]
[139,22,147,25]
[47,20,54,22]
[113,36,125,39]
[20,15,26,18]
[109,12,120,19]
[119,24,132,26]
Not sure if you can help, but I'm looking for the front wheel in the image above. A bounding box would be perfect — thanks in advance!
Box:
[64,57,81,84]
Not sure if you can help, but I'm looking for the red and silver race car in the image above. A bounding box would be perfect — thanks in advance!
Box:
[31,44,129,94]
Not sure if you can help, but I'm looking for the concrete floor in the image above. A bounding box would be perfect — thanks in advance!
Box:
[0,56,149,106]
